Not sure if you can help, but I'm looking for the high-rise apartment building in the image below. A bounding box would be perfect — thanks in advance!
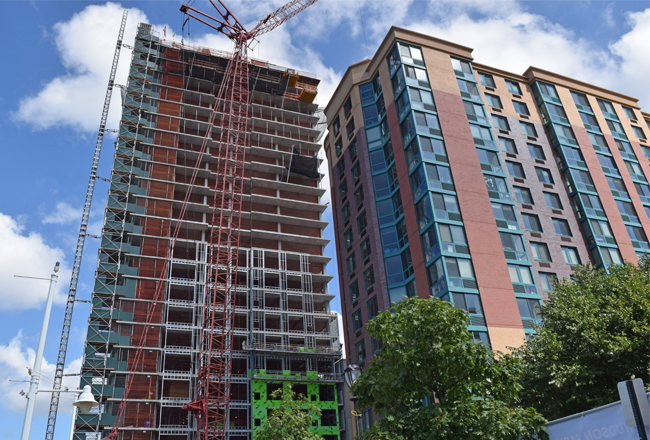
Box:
[325,26,650,391]
[75,23,347,440]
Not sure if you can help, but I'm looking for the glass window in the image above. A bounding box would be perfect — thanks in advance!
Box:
[506,80,522,95]
[641,145,650,159]
[536,167,554,184]
[478,72,496,88]
[538,83,558,98]
[346,118,356,139]
[339,179,348,201]
[476,149,503,173]
[347,253,357,276]
[352,309,363,332]
[499,137,518,154]
[484,175,510,200]
[343,228,353,250]
[544,192,563,210]
[343,96,353,119]
[588,132,609,151]
[606,119,625,135]
[471,124,495,145]
[539,272,557,292]
[513,100,530,115]
[561,246,580,265]
[627,225,648,244]
[410,88,436,111]
[451,58,472,74]
[530,242,552,262]
[369,142,394,173]
[432,193,461,217]
[508,264,533,284]
[635,182,650,199]
[399,44,423,63]
[349,281,359,303]
[404,65,429,84]
[457,79,480,100]
[500,232,526,255]
[357,211,368,234]
[352,162,361,185]
[348,138,358,160]
[520,121,538,137]
[342,203,350,223]
[492,114,510,131]
[356,340,366,363]
[571,91,591,110]
[445,257,475,279]
[364,265,375,289]
[507,162,526,179]
[334,137,342,156]
[368,296,379,319]
[580,112,601,132]
[354,185,364,209]
[517,298,541,319]
[600,247,623,267]
[553,218,572,237]
[514,186,533,204]
[360,238,372,261]
[332,116,341,137]
[336,157,345,178]
[615,139,636,158]
[485,93,502,108]
[522,213,542,232]
[605,175,628,197]
[452,292,483,314]
[632,126,646,139]
[598,99,616,115]
[598,154,619,175]
[528,143,546,160]
[616,200,638,222]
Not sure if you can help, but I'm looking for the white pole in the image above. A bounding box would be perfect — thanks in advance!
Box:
[20,262,60,440]
[68,406,77,440]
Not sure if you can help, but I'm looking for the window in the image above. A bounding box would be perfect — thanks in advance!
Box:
[599,247,623,267]
[347,253,357,277]
[506,80,522,95]
[553,218,572,237]
[561,246,580,265]
[539,82,559,99]
[499,137,518,154]
[508,264,534,284]
[544,192,563,210]
[528,143,546,160]
[445,257,475,280]
[399,44,423,64]
[492,114,510,131]
[616,200,639,223]
[623,106,636,119]
[361,238,371,260]
[350,281,359,303]
[416,197,434,230]
[369,142,394,173]
[598,99,616,115]
[512,100,530,116]
[352,310,363,332]
[377,191,403,226]
[352,162,361,185]
[641,145,650,159]
[645,206,650,221]
[520,121,538,137]
[522,213,542,232]
[539,272,557,292]
[514,186,533,204]
[536,167,554,184]
[432,193,462,221]
[598,154,619,175]
[579,194,606,219]
[425,163,454,189]
[452,292,483,314]
[457,79,480,100]
[332,116,341,137]
[451,58,472,74]
[343,228,353,250]
[343,96,353,119]
[410,88,436,111]
[342,203,350,223]
[384,249,413,285]
[364,266,375,289]
[517,298,541,319]
[348,138,358,160]
[492,202,519,229]
[472,331,491,347]
[368,296,379,319]
[336,157,345,178]
[334,137,342,156]
[404,65,429,85]
[615,139,636,159]
[471,124,495,146]
[346,118,356,139]
[478,72,496,88]
[476,149,503,173]
[544,103,568,124]
[626,225,648,246]
[355,340,366,363]
[632,126,646,140]
[339,179,348,200]
[357,210,368,234]
[484,175,511,200]
[354,185,364,208]
[606,119,626,136]
[500,232,527,260]
[530,242,552,262]
[635,182,650,201]
[464,101,488,124]
[439,224,468,253]
[587,132,609,153]
[571,91,591,111]
[414,111,441,135]
[507,162,526,179]
[605,176,628,198]
[361,408,373,431]
[485,93,502,108]
[580,112,601,132]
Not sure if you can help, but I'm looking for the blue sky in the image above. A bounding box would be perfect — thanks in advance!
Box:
[0,1,648,439]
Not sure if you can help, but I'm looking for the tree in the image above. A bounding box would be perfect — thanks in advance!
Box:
[351,297,547,440]
[254,384,324,440]
[517,258,650,420]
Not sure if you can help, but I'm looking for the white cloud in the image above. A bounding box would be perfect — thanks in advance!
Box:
[603,3,616,28]
[42,202,82,225]
[0,213,71,310]
[0,332,81,415]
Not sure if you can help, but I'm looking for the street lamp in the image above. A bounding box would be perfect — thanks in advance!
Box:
[343,363,363,435]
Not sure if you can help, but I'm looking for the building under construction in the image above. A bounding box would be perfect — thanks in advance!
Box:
[74,23,346,440]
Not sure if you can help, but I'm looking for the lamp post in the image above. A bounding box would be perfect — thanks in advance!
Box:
[20,262,60,440]
[343,363,363,435]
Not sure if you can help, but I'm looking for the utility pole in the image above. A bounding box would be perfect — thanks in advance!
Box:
[20,262,60,440]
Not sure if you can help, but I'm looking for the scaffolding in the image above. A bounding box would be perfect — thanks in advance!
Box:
[74,23,345,440]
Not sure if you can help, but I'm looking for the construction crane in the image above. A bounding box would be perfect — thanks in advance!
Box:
[45,11,129,440]
[108,1,318,440]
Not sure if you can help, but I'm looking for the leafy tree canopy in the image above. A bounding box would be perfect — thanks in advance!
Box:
[351,297,547,440]
[517,258,650,420]
[254,384,324,440]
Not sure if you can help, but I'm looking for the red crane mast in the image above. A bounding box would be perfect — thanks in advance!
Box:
[108,1,319,440]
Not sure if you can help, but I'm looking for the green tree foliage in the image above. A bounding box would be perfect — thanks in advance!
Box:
[351,297,547,440]
[517,258,650,420]
[255,384,324,440]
